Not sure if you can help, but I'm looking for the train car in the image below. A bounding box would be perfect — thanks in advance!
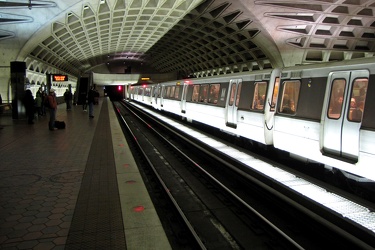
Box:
[157,68,280,146]
[273,58,374,182]
[129,82,162,110]
[129,57,375,182]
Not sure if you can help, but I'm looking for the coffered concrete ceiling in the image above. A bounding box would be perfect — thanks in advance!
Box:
[1,0,374,78]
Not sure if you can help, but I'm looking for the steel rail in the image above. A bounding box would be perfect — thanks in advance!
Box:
[114,102,207,250]
[121,101,305,249]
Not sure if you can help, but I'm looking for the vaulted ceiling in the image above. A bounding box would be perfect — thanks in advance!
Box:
[1,0,375,79]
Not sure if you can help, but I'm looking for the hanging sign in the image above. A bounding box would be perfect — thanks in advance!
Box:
[52,74,68,81]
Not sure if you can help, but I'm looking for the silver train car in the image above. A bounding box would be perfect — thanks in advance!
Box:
[128,57,375,182]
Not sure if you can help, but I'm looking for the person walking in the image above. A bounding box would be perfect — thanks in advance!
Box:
[46,88,57,130]
[23,89,35,124]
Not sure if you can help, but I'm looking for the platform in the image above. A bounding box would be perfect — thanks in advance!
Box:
[0,98,170,249]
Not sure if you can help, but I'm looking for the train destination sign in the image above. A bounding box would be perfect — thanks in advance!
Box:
[52,74,68,81]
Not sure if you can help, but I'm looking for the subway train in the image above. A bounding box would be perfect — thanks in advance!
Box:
[128,57,375,182]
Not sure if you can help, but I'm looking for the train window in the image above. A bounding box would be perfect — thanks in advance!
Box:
[220,87,227,102]
[170,86,175,98]
[144,87,151,97]
[174,86,180,99]
[251,82,267,110]
[236,83,242,107]
[165,87,171,98]
[348,78,368,122]
[229,84,236,106]
[270,77,280,112]
[166,87,170,98]
[208,84,220,104]
[199,84,209,103]
[279,80,300,114]
[328,79,346,119]
[192,85,200,102]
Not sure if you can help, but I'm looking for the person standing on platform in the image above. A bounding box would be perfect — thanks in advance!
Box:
[0,93,3,115]
[73,91,78,106]
[41,90,47,116]
[0,93,3,129]
[46,88,57,130]
[82,95,87,112]
[87,86,95,118]
[23,89,35,124]
[35,87,43,116]
[63,89,73,110]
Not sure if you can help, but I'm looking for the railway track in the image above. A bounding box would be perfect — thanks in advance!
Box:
[113,100,375,249]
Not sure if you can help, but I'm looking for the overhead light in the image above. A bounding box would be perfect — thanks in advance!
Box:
[100,0,105,4]
[83,5,89,10]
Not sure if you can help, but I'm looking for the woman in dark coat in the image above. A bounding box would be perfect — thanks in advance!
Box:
[23,89,35,124]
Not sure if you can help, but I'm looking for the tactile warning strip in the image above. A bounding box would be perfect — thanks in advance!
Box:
[65,102,126,249]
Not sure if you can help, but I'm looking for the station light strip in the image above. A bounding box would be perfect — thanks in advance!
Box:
[130,102,375,233]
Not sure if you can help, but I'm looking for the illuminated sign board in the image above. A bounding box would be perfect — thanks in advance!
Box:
[52,74,68,81]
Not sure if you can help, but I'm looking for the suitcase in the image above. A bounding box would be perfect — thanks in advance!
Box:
[54,121,66,129]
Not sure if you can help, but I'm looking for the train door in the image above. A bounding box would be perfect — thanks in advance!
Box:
[264,69,281,144]
[225,79,242,128]
[180,82,188,113]
[135,87,141,101]
[320,70,369,162]
[141,87,145,102]
[153,85,158,105]
[136,87,140,100]
[160,85,165,107]
[150,86,154,104]
[128,86,133,100]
